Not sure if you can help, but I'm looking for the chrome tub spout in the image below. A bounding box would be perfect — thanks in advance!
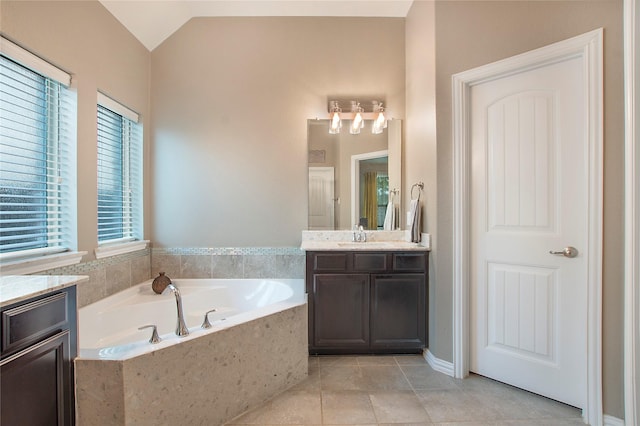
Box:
[164,284,189,337]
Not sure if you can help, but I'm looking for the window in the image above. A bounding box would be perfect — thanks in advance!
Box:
[96,93,142,247]
[0,38,76,260]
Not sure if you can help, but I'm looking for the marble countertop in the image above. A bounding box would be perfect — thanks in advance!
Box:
[300,240,429,251]
[301,230,431,252]
[0,275,89,307]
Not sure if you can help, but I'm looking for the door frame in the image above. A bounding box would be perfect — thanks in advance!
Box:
[624,0,639,423]
[452,29,603,424]
[351,150,388,228]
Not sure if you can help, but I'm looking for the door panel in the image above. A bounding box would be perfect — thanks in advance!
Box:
[487,92,555,231]
[308,167,335,230]
[486,263,556,363]
[471,54,586,407]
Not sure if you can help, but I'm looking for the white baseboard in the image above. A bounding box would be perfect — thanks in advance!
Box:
[424,349,454,377]
[603,414,625,426]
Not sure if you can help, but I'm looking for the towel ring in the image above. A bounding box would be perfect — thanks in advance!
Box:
[411,182,424,201]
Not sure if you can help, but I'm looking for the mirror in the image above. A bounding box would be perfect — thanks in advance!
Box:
[308,119,401,230]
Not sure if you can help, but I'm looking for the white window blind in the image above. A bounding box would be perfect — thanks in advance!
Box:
[0,49,76,259]
[97,95,142,244]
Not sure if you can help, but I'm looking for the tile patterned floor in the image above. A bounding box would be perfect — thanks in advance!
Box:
[226,355,585,426]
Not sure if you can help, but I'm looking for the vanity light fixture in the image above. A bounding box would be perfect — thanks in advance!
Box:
[327,100,389,135]
[350,101,365,135]
[371,101,387,134]
[328,100,342,134]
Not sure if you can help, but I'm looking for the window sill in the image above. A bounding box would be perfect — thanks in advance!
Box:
[0,251,87,276]
[94,240,149,259]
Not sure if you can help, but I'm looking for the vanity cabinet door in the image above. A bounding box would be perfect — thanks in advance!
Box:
[370,274,426,350]
[0,287,76,426]
[1,330,71,426]
[312,274,370,349]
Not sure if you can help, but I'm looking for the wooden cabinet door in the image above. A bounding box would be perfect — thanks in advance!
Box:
[1,331,71,426]
[370,274,426,349]
[312,274,369,348]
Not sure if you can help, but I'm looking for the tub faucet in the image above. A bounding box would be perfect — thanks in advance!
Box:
[163,284,189,337]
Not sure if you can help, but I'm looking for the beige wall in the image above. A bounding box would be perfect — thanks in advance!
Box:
[426,0,624,418]
[1,0,152,260]
[405,0,438,360]
[150,17,405,247]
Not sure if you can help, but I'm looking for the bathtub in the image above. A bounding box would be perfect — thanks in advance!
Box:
[75,278,308,426]
[78,278,305,360]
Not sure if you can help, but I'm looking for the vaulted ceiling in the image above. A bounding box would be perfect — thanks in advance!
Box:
[99,0,413,51]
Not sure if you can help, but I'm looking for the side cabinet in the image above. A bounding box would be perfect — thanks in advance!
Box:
[1,287,77,426]
[306,251,428,354]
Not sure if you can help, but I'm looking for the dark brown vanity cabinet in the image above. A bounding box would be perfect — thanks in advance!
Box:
[1,287,77,426]
[306,251,428,354]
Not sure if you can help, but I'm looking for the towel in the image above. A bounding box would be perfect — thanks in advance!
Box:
[383,201,395,230]
[408,199,421,243]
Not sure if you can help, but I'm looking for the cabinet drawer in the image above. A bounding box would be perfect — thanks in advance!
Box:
[353,253,387,272]
[392,253,427,272]
[312,253,349,271]
[2,292,69,355]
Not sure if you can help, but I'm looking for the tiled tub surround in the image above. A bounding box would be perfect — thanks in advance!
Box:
[28,247,304,308]
[75,278,308,426]
[151,247,305,280]
[35,248,151,308]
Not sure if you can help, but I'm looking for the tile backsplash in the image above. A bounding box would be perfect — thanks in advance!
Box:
[37,248,151,308]
[151,247,305,281]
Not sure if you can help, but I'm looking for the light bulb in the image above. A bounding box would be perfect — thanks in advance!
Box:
[372,111,387,134]
[329,111,341,134]
[350,102,364,135]
[350,112,363,134]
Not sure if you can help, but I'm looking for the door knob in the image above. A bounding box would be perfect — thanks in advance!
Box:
[549,246,578,258]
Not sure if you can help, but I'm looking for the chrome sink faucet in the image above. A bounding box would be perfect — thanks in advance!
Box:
[352,225,367,242]
[163,284,189,337]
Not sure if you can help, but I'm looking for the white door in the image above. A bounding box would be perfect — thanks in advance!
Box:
[308,167,335,230]
[470,53,587,407]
